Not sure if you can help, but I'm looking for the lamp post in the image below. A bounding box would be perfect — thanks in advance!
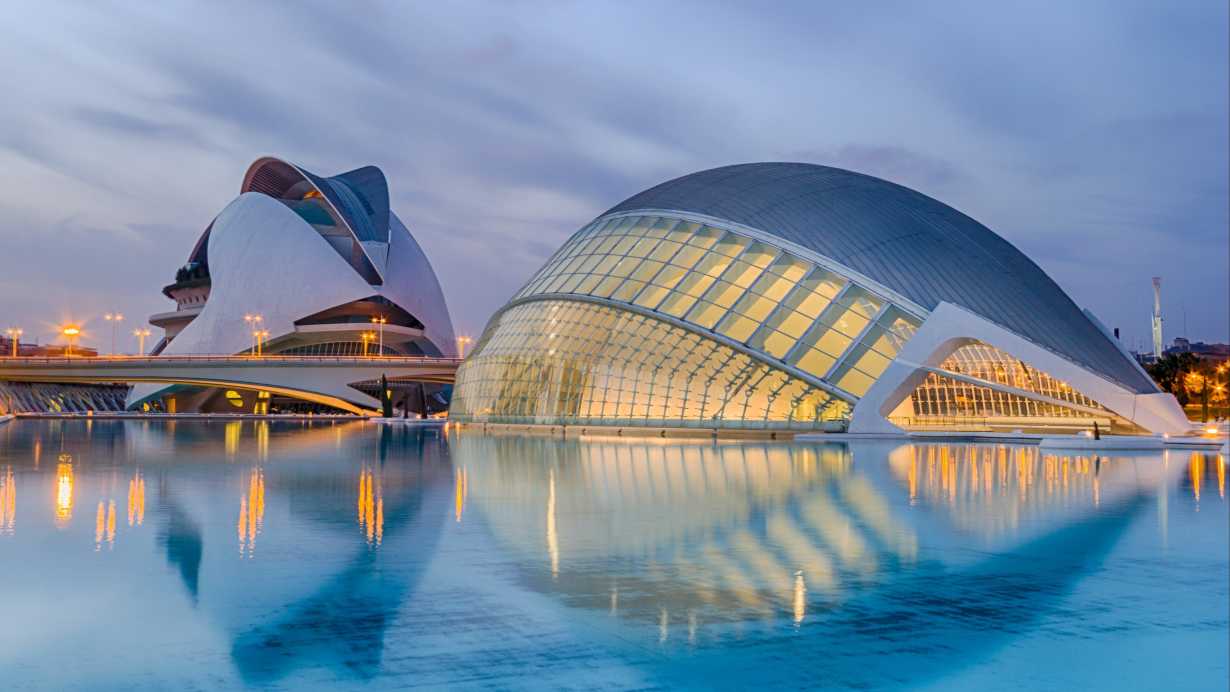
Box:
[104,313,123,355]
[370,316,387,356]
[244,314,263,354]
[5,327,22,357]
[62,325,81,357]
[133,328,151,355]
[252,329,269,357]
[360,331,375,357]
[456,335,472,359]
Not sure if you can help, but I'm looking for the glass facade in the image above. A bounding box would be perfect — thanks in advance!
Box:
[450,300,849,429]
[897,371,1110,424]
[934,342,1103,410]
[514,214,921,399]
[890,342,1141,431]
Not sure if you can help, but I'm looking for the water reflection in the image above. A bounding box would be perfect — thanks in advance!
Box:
[237,468,265,557]
[54,457,73,528]
[0,421,1222,689]
[1,466,14,534]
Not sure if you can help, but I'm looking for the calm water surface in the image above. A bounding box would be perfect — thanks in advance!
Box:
[0,420,1225,690]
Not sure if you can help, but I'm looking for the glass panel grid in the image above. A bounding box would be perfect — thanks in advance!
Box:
[451,300,849,429]
[511,214,926,401]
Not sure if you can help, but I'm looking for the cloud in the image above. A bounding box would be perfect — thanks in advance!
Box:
[0,1,1224,348]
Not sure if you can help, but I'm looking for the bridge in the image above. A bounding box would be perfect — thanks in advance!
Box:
[0,355,461,415]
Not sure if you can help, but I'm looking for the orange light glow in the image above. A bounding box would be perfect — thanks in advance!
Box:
[54,461,74,528]
[358,468,384,546]
[238,468,265,557]
[1,466,15,534]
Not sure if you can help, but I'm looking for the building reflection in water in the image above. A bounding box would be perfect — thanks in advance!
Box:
[358,467,384,547]
[449,431,1194,641]
[1,466,14,534]
[884,444,1167,537]
[238,468,265,557]
[54,456,73,529]
[451,433,919,629]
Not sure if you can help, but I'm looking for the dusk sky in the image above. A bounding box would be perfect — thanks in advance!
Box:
[1,1,1226,352]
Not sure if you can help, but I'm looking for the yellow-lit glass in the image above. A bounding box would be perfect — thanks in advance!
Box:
[452,300,848,430]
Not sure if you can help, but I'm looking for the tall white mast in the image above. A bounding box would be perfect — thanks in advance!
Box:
[1151,276,1163,358]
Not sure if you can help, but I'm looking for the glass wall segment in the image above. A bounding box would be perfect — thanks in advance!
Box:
[892,371,1127,431]
[451,300,850,430]
[511,213,926,400]
[934,341,1104,410]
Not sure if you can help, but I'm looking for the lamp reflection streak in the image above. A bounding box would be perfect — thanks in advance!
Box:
[547,468,559,579]
[358,468,383,546]
[237,468,265,557]
[1,466,14,534]
[127,471,145,526]
[54,461,73,529]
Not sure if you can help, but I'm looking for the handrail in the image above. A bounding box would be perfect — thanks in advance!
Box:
[0,355,463,366]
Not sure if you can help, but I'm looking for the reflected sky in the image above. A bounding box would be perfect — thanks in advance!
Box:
[0,420,1224,689]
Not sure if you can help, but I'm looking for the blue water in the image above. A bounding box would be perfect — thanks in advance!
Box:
[0,420,1224,690]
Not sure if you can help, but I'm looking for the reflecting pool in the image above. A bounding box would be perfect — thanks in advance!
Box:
[0,420,1225,689]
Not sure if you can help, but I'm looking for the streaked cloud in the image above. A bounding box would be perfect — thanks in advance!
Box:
[0,0,1224,348]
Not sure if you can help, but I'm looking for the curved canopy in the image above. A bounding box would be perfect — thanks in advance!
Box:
[604,163,1155,394]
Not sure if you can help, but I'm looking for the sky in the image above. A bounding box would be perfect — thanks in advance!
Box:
[0,1,1226,353]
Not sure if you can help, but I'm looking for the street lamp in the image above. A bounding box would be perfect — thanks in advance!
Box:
[133,328,151,355]
[104,313,124,355]
[62,324,81,357]
[456,335,472,358]
[5,327,22,357]
[244,314,263,354]
[370,316,387,356]
[360,331,375,357]
[252,329,270,357]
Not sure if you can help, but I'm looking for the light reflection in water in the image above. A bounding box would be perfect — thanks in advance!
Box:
[358,467,384,546]
[237,468,265,557]
[0,421,1222,690]
[1,466,14,534]
[54,457,73,529]
[887,445,1128,536]
[546,467,558,579]
[1190,453,1203,503]
[450,432,1207,639]
[127,471,145,527]
[454,467,468,523]
[224,422,240,458]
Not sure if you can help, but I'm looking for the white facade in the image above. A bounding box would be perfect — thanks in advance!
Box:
[129,158,456,412]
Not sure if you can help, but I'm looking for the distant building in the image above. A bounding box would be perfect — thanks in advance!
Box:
[1165,338,1230,364]
[451,163,1188,435]
[129,157,456,414]
[0,336,98,358]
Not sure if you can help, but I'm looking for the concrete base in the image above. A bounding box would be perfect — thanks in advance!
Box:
[0,414,12,425]
[1038,435,1164,451]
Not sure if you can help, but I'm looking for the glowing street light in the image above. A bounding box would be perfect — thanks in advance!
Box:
[61,324,81,357]
[104,312,124,355]
[370,316,387,356]
[252,329,270,357]
[456,335,472,358]
[360,331,375,357]
[244,314,263,354]
[4,327,22,357]
[133,328,151,355]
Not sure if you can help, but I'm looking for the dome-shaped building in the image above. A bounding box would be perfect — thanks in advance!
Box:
[451,163,1186,434]
[129,157,456,414]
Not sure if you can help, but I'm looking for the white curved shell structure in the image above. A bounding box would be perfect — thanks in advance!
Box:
[130,157,455,412]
